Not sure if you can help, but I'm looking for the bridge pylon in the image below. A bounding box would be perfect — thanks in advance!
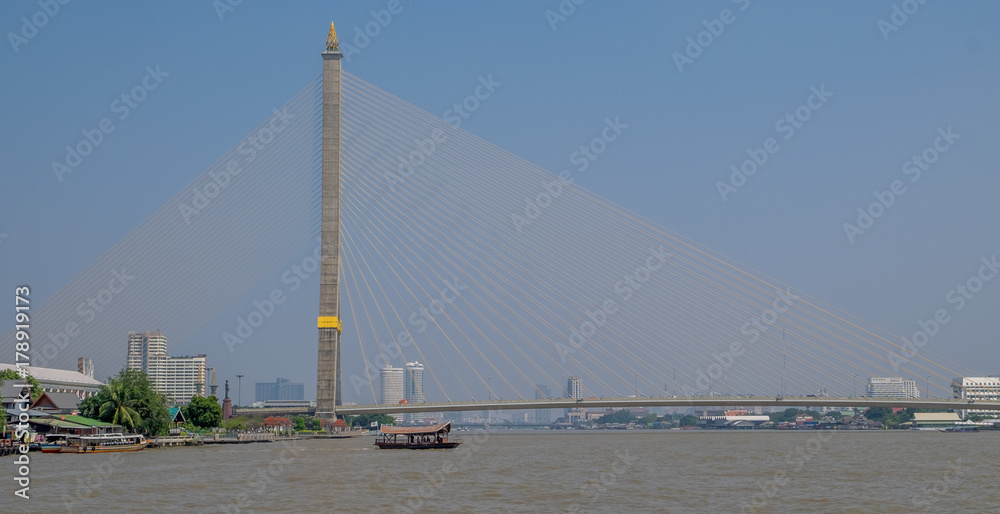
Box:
[316,21,343,420]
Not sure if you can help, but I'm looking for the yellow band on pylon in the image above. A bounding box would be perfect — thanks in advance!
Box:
[318,316,343,331]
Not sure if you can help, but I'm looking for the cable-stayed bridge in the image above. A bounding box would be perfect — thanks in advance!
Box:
[2,27,997,416]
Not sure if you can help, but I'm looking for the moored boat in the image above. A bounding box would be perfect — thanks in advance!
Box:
[374,422,460,449]
[42,433,148,453]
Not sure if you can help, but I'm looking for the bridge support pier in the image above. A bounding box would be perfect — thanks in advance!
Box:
[316,23,343,421]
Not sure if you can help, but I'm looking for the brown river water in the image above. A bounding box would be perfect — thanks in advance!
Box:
[17,430,1000,513]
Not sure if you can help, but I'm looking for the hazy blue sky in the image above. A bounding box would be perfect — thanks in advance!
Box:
[2,1,998,400]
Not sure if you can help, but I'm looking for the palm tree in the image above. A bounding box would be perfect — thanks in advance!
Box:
[99,377,142,431]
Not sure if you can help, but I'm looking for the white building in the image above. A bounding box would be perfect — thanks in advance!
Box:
[150,354,207,404]
[127,331,167,371]
[404,361,425,424]
[567,376,583,400]
[952,376,1000,418]
[0,363,103,397]
[380,366,404,423]
[126,331,207,404]
[866,377,920,398]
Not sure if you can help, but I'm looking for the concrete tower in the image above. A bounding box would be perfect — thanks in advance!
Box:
[380,367,404,424]
[316,21,344,419]
[404,361,425,423]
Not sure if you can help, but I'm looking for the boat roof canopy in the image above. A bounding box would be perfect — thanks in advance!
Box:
[380,422,451,435]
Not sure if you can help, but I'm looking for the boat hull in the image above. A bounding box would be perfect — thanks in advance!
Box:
[374,442,461,450]
[59,442,149,453]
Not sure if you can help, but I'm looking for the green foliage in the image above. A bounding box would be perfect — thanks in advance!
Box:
[678,414,699,427]
[182,395,223,428]
[79,368,171,436]
[312,419,322,430]
[348,413,396,428]
[294,416,306,431]
[638,413,659,425]
[864,407,914,426]
[767,408,823,424]
[0,369,43,401]
[595,409,637,425]
[100,378,142,429]
[222,418,247,431]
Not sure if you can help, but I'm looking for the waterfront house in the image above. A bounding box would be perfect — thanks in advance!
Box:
[30,391,83,415]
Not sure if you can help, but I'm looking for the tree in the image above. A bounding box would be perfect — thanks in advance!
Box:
[312,419,322,430]
[0,368,43,401]
[638,413,659,425]
[99,377,142,430]
[80,368,171,436]
[595,409,636,425]
[182,395,223,429]
[294,416,306,431]
[768,408,823,424]
[348,413,396,428]
[223,418,247,431]
[678,414,699,427]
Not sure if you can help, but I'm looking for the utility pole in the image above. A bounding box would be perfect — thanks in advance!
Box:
[236,374,244,407]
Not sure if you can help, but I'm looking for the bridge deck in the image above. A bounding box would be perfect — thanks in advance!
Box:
[335,396,1000,415]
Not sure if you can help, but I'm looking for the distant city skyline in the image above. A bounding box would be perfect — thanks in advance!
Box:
[1,3,999,405]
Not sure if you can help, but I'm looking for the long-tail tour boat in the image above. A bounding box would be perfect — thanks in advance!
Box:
[39,433,148,453]
[374,421,461,449]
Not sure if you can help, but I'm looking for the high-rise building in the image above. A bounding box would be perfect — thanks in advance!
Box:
[567,376,583,400]
[866,377,919,398]
[77,357,94,378]
[534,384,551,423]
[255,377,305,403]
[405,361,426,423]
[380,367,404,423]
[126,331,167,371]
[125,331,207,404]
[952,376,1000,418]
[153,355,207,404]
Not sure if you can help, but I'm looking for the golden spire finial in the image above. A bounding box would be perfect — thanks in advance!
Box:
[326,21,339,52]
